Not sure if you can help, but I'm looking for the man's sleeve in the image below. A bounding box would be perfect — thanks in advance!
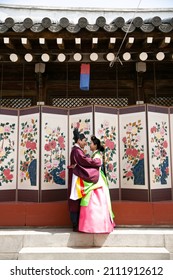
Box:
[74,148,101,167]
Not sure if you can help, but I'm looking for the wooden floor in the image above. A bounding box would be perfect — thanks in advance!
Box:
[0,201,173,227]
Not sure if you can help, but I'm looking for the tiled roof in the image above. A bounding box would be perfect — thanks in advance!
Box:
[0,16,173,33]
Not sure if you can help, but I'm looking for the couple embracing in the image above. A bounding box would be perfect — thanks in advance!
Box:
[68,128,115,233]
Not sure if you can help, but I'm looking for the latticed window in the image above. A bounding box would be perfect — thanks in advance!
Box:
[0,98,32,108]
[52,97,128,108]
[150,97,173,107]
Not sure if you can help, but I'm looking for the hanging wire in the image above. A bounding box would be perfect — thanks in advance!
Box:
[109,0,143,67]
[116,61,119,99]
[0,62,3,107]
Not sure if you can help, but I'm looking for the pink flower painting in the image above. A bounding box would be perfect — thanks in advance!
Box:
[97,120,117,184]
[0,122,15,186]
[150,122,169,184]
[43,123,66,185]
[20,118,38,185]
[122,120,145,185]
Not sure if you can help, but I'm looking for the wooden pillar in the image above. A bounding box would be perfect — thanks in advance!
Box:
[35,63,45,103]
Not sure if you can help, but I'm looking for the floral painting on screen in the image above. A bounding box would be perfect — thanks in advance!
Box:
[0,122,15,186]
[150,121,169,184]
[97,120,117,184]
[43,123,66,185]
[20,118,38,186]
[122,120,145,185]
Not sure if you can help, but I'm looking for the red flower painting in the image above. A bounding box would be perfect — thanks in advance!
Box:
[20,118,38,184]
[122,120,145,184]
[43,123,66,185]
[0,122,15,186]
[150,121,169,184]
[97,120,117,184]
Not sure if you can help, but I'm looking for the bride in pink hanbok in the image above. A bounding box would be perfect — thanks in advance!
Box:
[70,135,115,233]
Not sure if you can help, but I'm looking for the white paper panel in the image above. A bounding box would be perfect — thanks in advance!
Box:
[0,114,18,190]
[95,111,119,189]
[119,111,148,189]
[41,112,68,190]
[18,113,40,190]
[148,111,171,189]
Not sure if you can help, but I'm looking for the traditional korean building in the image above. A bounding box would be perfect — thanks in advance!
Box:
[0,3,173,227]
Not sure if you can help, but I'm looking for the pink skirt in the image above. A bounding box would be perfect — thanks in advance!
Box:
[78,187,115,233]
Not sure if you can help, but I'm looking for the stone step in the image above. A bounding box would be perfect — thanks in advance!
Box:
[18,246,170,260]
[0,228,173,248]
[0,228,173,260]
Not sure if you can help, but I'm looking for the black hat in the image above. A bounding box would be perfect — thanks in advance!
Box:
[73,128,86,142]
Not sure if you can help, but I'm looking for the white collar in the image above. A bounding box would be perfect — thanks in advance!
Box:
[74,143,83,150]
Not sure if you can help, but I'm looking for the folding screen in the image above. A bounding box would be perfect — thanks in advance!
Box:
[40,106,68,202]
[1,103,173,204]
[0,108,18,201]
[69,106,93,157]
[119,105,149,201]
[147,105,172,201]
[94,105,119,200]
[18,107,40,202]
